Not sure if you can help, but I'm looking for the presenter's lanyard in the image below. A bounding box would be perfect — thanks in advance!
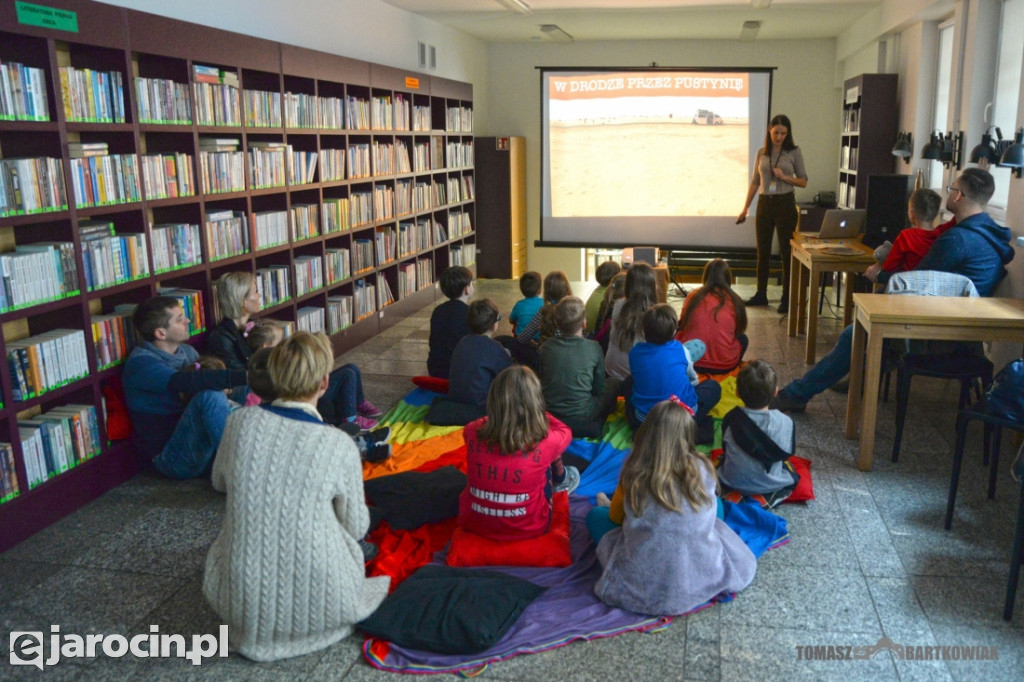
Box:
[767,147,783,194]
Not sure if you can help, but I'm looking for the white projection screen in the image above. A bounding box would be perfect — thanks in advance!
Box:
[540,67,774,249]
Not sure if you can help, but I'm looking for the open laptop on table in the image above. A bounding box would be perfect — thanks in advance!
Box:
[809,209,867,241]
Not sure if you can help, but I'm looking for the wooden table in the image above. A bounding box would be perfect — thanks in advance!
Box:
[845,294,1024,471]
[788,233,876,363]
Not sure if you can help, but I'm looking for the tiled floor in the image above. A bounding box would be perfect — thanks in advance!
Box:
[2,277,1023,680]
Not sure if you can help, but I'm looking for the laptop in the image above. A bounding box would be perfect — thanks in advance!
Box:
[813,209,867,241]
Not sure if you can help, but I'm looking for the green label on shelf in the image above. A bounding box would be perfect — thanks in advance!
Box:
[16,1,78,32]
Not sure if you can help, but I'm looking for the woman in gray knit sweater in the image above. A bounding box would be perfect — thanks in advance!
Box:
[203,332,389,661]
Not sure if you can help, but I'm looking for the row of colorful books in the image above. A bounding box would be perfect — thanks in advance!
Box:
[152,222,203,273]
[446,106,474,133]
[140,152,196,199]
[370,93,411,131]
[7,329,90,402]
[255,266,291,309]
[0,157,69,216]
[450,243,476,267]
[397,258,433,298]
[375,226,396,264]
[135,76,192,124]
[79,220,150,291]
[295,306,325,334]
[446,140,474,169]
[16,404,103,491]
[204,211,249,262]
[293,255,325,297]
[0,443,19,504]
[0,59,49,122]
[398,218,434,257]
[291,203,320,242]
[91,304,137,370]
[0,242,78,313]
[58,66,125,123]
[243,89,282,128]
[68,153,143,208]
[283,92,344,129]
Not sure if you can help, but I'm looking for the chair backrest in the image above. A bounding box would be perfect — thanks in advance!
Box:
[884,271,979,298]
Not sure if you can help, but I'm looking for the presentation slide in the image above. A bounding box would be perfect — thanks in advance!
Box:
[540,68,773,250]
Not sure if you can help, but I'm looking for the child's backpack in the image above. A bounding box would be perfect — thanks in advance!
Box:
[985,357,1024,422]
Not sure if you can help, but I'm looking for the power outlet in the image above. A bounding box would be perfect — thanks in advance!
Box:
[1017,236,1024,248]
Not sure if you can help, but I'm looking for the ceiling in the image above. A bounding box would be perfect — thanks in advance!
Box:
[379,0,885,43]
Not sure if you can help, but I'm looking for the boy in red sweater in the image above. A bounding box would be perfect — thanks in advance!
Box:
[865,188,954,282]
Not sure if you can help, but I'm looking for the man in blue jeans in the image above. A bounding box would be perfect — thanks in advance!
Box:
[772,168,1014,412]
[123,296,248,478]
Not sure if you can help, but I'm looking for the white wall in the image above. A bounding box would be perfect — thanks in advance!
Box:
[98,0,490,123]
[485,38,841,278]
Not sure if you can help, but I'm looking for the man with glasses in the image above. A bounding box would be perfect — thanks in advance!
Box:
[770,168,1014,413]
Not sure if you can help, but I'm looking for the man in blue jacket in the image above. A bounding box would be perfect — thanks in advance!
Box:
[122,296,248,478]
[772,168,1014,412]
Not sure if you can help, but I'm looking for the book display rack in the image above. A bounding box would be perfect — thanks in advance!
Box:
[0,0,475,550]
[837,74,898,210]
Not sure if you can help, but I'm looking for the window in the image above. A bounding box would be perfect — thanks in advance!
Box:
[989,0,1023,210]
[928,20,955,191]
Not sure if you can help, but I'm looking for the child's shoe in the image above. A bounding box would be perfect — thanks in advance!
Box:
[356,425,393,463]
[352,415,378,432]
[357,399,383,418]
[361,442,392,463]
[553,465,581,495]
[359,539,379,562]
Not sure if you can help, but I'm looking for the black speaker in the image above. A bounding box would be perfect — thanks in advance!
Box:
[863,174,915,248]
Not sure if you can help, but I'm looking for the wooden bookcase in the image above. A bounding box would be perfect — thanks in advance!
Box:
[475,136,526,279]
[837,73,898,210]
[0,0,474,551]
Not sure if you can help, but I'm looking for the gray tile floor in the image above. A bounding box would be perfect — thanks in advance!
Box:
[2,277,1023,680]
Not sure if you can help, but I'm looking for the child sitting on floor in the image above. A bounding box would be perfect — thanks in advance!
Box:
[427,299,512,426]
[719,360,797,507]
[428,266,473,379]
[593,271,626,353]
[508,271,543,340]
[539,296,619,439]
[458,365,580,542]
[676,258,748,374]
[626,304,721,439]
[244,319,285,353]
[585,260,622,332]
[586,399,756,616]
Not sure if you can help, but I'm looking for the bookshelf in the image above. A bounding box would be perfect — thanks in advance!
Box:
[475,137,525,279]
[0,0,474,551]
[837,73,898,210]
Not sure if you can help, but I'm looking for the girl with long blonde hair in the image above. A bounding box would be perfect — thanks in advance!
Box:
[587,400,756,615]
[458,365,579,541]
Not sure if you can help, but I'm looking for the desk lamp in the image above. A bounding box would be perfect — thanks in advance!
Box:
[891,132,912,163]
[999,127,1024,178]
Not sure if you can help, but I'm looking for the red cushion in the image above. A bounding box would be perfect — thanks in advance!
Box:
[412,376,450,393]
[785,456,815,502]
[446,491,572,568]
[102,377,133,441]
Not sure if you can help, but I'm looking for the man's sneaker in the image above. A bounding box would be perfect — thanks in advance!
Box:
[769,391,807,413]
[359,539,378,562]
[362,425,391,445]
[744,292,769,306]
[553,465,581,495]
[353,415,378,432]
[361,442,392,464]
[357,399,383,418]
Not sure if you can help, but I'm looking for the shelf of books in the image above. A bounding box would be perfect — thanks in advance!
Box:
[0,0,474,551]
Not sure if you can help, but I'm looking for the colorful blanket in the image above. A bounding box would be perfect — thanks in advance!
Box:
[360,386,792,675]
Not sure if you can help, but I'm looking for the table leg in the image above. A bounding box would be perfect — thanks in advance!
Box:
[856,330,885,471]
[797,262,808,335]
[788,250,800,336]
[805,264,820,364]
[843,273,856,326]
[846,316,866,439]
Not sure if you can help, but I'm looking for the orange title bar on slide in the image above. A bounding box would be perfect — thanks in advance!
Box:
[549,72,749,100]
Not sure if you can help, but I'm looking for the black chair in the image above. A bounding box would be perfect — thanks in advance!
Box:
[944,399,1024,620]
[890,351,993,462]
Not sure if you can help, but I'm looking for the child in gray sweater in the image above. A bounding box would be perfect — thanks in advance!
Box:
[720,360,798,507]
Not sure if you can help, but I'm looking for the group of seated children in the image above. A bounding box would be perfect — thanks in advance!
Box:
[193,255,800,661]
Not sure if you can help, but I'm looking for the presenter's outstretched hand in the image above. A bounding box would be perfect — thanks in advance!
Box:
[736,213,747,224]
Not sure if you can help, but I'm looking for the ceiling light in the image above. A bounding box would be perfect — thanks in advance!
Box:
[751,0,773,8]
[540,24,574,43]
[495,0,532,15]
[740,20,761,41]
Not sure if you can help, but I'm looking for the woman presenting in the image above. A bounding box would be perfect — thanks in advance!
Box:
[737,114,807,314]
